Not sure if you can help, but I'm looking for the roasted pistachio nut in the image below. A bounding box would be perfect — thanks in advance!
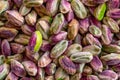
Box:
[108,0,120,10]
[10,43,25,54]
[55,67,69,80]
[102,44,120,53]
[5,10,24,26]
[65,43,82,57]
[0,27,18,41]
[19,4,32,16]
[83,45,101,55]
[89,25,102,37]
[23,0,43,7]
[14,34,30,45]
[50,13,64,34]
[28,31,42,52]
[25,10,37,26]
[101,53,120,65]
[94,3,106,21]
[50,40,68,58]
[101,25,113,45]
[71,0,87,19]
[0,1,9,15]
[22,61,37,76]
[90,56,103,72]
[83,66,92,75]
[107,9,120,19]
[5,72,19,80]
[1,39,11,57]
[70,52,93,63]
[76,63,85,73]
[46,0,60,16]
[45,63,56,75]
[60,0,71,14]
[38,51,52,67]
[103,17,119,33]
[70,73,81,80]
[36,19,50,40]
[45,76,54,80]
[13,0,23,8]
[0,64,10,80]
[98,70,118,80]
[36,68,45,80]
[59,56,76,75]
[11,59,26,77]
[67,19,79,40]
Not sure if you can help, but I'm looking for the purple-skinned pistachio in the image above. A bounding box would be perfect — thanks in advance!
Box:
[81,0,97,7]
[0,1,9,15]
[0,63,10,80]
[60,0,71,14]
[98,70,118,80]
[28,31,42,52]
[40,16,52,24]
[101,25,113,45]
[50,13,64,34]
[94,3,106,21]
[25,46,40,63]
[36,67,45,80]
[65,43,82,57]
[82,33,102,47]
[11,59,26,77]
[70,73,81,80]
[66,10,74,22]
[5,10,24,27]
[90,56,103,72]
[103,17,119,33]
[112,63,120,72]
[7,53,23,62]
[34,5,51,17]
[83,66,93,75]
[22,60,37,76]
[40,40,52,52]
[107,9,120,19]
[19,4,31,16]
[82,45,101,55]
[14,34,30,45]
[59,56,76,75]
[108,0,120,10]
[0,27,18,41]
[38,51,52,67]
[5,72,19,80]
[55,67,69,80]
[70,52,93,63]
[10,43,25,54]
[79,18,90,34]
[101,53,120,65]
[46,0,60,16]
[74,34,82,44]
[45,76,54,80]
[25,10,37,26]
[23,0,43,7]
[13,0,22,8]
[49,31,67,44]
[75,63,85,73]
[36,19,50,40]
[89,25,102,37]
[89,16,102,28]
[87,75,100,80]
[21,24,35,36]
[71,0,87,19]
[50,40,68,58]
[68,19,79,40]
[102,44,120,53]
[1,39,11,57]
[45,63,56,75]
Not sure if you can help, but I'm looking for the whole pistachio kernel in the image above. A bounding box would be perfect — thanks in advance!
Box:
[29,31,42,52]
[94,3,106,21]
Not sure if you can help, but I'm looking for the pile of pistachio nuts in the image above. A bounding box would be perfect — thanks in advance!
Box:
[0,0,120,80]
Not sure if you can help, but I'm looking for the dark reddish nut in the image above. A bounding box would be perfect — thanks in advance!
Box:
[1,39,11,57]
[10,43,25,54]
[0,27,18,41]
[11,59,26,77]
[59,56,76,75]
